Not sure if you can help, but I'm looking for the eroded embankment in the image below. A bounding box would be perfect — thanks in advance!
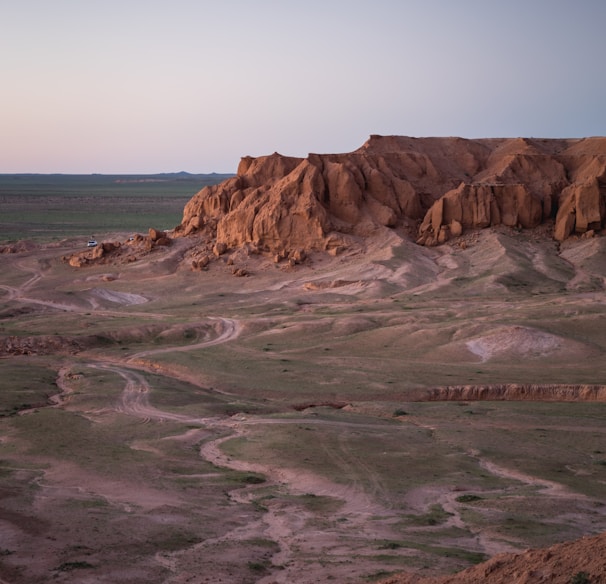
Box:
[419,384,606,402]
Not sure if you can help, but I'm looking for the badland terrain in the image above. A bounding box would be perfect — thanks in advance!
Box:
[1,136,606,583]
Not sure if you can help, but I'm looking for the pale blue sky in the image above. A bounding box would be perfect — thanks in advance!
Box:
[1,0,605,173]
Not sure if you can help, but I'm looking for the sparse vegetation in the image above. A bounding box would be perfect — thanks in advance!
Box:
[0,173,231,243]
[248,560,269,572]
[1,180,605,583]
[456,494,483,503]
[570,572,591,584]
[407,504,454,526]
[55,561,94,572]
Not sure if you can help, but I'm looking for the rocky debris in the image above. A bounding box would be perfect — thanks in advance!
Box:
[67,254,88,268]
[213,242,227,256]
[64,241,122,267]
[149,228,171,247]
[175,136,606,254]
[191,255,210,271]
[379,531,606,584]
[0,240,39,254]
[148,227,165,241]
[273,247,308,266]
[64,229,172,267]
[0,335,84,356]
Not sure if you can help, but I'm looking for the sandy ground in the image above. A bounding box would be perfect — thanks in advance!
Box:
[0,228,606,582]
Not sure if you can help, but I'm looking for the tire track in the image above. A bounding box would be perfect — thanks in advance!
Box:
[127,317,241,361]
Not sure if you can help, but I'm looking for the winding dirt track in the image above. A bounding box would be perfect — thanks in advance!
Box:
[92,337,593,582]
[16,295,601,573]
[88,363,213,425]
[82,319,425,582]
[127,317,241,361]
[4,245,606,583]
[0,260,45,302]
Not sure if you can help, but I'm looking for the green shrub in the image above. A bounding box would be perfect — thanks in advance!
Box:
[56,561,94,571]
[455,494,482,503]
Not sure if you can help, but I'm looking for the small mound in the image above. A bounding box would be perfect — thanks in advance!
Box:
[460,325,595,363]
[331,316,378,337]
[466,326,564,362]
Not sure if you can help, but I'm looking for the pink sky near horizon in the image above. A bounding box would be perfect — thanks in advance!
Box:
[1,0,605,174]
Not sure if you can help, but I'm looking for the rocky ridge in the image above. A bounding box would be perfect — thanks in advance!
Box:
[175,136,606,255]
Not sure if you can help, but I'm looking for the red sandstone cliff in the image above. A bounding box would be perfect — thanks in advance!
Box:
[174,136,606,254]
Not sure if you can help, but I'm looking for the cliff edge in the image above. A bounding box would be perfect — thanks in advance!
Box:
[175,136,606,254]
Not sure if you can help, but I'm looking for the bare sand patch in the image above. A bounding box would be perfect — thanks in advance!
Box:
[89,287,148,306]
[465,326,569,362]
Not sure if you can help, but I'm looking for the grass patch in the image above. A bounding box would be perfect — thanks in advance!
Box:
[0,173,232,242]
[226,470,267,485]
[455,494,483,503]
[0,361,56,416]
[569,572,591,584]
[11,407,180,478]
[378,541,403,550]
[55,561,94,572]
[243,537,278,548]
[63,497,109,509]
[155,531,202,551]
[296,493,344,513]
[405,504,453,526]
[398,540,488,565]
[248,560,270,572]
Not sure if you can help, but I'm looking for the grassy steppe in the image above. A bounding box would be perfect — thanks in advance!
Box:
[0,186,605,582]
[0,173,231,242]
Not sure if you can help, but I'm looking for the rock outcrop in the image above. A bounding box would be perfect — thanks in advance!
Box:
[175,136,606,254]
[420,383,606,402]
[380,531,606,584]
[63,228,172,267]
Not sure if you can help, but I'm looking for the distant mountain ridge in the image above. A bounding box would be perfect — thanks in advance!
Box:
[175,136,606,254]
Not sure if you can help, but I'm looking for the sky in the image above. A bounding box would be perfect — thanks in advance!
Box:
[1,0,605,174]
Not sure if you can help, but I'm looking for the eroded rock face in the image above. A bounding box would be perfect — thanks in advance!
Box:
[175,136,606,253]
[555,178,606,241]
[416,182,546,246]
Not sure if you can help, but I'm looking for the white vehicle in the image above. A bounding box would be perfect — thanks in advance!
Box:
[87,240,98,247]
